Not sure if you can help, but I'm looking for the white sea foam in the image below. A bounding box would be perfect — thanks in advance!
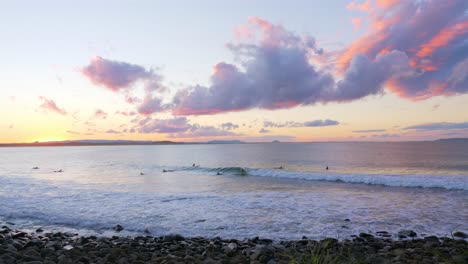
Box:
[246,169,468,190]
[0,174,466,240]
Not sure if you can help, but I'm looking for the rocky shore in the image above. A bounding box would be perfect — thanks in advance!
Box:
[0,224,467,264]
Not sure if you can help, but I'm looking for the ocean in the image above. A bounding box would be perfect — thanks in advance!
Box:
[0,142,467,240]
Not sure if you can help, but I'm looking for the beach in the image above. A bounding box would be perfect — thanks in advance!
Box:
[1,143,467,263]
[1,223,467,264]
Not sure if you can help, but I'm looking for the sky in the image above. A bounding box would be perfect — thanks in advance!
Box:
[1,0,467,143]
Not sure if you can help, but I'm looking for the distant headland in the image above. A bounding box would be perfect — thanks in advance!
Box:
[1,138,467,147]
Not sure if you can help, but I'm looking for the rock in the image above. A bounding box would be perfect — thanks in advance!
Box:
[359,232,374,239]
[163,234,185,242]
[21,247,42,261]
[227,242,237,251]
[113,224,124,232]
[344,219,351,222]
[63,245,73,250]
[57,254,73,264]
[453,231,467,238]
[398,230,417,238]
[45,240,61,250]
[41,248,55,258]
[35,228,43,233]
[376,231,389,234]
[250,244,275,261]
[424,236,439,242]
[11,231,27,238]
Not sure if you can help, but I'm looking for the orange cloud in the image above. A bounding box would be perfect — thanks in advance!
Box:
[352,17,363,31]
[412,21,468,71]
[347,1,370,12]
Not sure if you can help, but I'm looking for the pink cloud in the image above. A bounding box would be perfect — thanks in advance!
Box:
[93,109,108,119]
[105,129,120,134]
[351,17,363,31]
[138,117,191,133]
[347,1,370,12]
[135,117,239,138]
[337,0,468,98]
[81,56,157,92]
[82,57,167,116]
[38,96,67,115]
[173,20,411,115]
[82,1,468,117]
[115,110,137,116]
[137,96,166,115]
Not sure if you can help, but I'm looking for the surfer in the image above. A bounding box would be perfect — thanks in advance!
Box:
[274,166,284,170]
[216,172,222,175]
[240,168,247,176]
[192,163,196,167]
[140,172,144,175]
[162,169,174,173]
[54,169,63,173]
[32,166,39,169]
[326,166,329,170]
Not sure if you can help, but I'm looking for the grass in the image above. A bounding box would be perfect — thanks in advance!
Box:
[288,240,339,264]
[287,239,368,264]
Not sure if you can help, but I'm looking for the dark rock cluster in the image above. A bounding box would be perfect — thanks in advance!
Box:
[0,225,467,264]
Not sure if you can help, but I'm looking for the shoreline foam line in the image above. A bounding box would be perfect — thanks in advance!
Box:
[179,166,468,190]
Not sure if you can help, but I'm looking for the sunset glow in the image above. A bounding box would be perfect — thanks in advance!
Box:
[1,0,467,143]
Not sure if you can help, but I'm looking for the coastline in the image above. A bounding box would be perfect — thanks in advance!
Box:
[1,224,466,264]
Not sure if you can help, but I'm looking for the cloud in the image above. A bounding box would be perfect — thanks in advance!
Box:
[171,15,427,116]
[170,125,237,138]
[353,129,386,133]
[339,0,468,99]
[377,133,400,138]
[264,119,339,128]
[404,122,468,131]
[83,2,468,117]
[138,117,192,133]
[220,122,239,130]
[93,109,108,119]
[38,96,67,115]
[105,129,120,134]
[137,96,165,115]
[81,56,163,92]
[303,119,339,127]
[347,1,370,11]
[172,17,336,115]
[82,57,167,116]
[135,116,239,138]
[259,128,270,133]
[351,17,363,31]
[66,130,81,135]
[115,110,137,116]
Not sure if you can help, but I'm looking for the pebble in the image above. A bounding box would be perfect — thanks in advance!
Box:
[0,227,466,264]
[113,224,124,232]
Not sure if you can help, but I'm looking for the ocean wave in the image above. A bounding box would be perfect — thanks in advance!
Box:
[244,168,468,190]
[165,165,468,190]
